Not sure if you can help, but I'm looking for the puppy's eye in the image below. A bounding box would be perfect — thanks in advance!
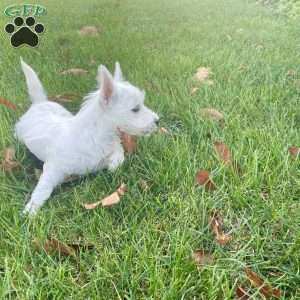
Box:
[131,105,140,113]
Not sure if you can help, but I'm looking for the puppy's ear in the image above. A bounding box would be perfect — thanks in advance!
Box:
[98,65,114,104]
[114,62,123,81]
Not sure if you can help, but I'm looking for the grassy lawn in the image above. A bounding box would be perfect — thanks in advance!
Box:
[0,0,300,298]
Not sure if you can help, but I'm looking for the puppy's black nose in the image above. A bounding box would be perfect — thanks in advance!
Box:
[155,118,160,126]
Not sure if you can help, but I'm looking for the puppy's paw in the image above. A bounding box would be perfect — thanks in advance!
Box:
[107,149,124,171]
[108,155,124,171]
[23,201,39,216]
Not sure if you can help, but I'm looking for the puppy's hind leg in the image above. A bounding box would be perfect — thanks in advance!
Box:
[23,163,65,216]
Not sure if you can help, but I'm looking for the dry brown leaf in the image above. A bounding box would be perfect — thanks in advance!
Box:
[192,249,214,266]
[194,67,211,83]
[215,232,232,245]
[0,97,17,111]
[60,68,88,75]
[268,270,284,277]
[210,213,232,245]
[260,191,269,201]
[83,199,102,210]
[195,170,216,191]
[66,241,95,252]
[78,25,100,36]
[226,34,233,41]
[101,183,127,206]
[245,268,281,299]
[200,108,224,123]
[214,142,241,174]
[288,146,300,159]
[191,87,199,95]
[83,183,127,209]
[286,70,296,76]
[49,93,80,103]
[32,238,77,259]
[139,179,150,191]
[158,127,169,134]
[120,132,137,154]
[235,286,250,299]
[0,146,19,171]
[214,142,232,165]
[89,58,97,66]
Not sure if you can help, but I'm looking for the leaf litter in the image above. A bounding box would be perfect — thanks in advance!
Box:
[83,183,127,209]
[288,146,299,159]
[60,68,88,75]
[0,97,17,111]
[199,108,224,126]
[78,25,100,36]
[0,146,19,171]
[49,93,80,103]
[195,169,216,191]
[245,268,281,298]
[209,212,232,245]
[192,249,214,266]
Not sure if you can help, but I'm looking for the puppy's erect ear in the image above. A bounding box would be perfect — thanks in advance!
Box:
[98,65,114,104]
[114,62,123,81]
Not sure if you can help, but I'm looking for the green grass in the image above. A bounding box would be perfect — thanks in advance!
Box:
[0,0,300,299]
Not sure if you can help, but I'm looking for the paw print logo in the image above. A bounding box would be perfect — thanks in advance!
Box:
[5,16,44,48]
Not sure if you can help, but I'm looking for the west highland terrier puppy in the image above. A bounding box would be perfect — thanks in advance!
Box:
[16,59,159,215]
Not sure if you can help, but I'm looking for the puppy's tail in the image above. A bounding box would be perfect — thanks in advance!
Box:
[20,57,48,104]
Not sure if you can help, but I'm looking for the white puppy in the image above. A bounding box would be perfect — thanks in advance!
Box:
[16,59,159,215]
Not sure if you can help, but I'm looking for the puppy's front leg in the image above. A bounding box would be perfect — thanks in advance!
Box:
[107,143,124,171]
[23,163,65,216]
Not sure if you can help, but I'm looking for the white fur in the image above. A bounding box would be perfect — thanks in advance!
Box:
[16,59,159,215]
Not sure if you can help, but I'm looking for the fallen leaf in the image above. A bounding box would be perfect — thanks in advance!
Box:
[158,127,169,134]
[215,232,231,245]
[89,58,97,65]
[286,70,296,76]
[195,170,216,191]
[194,67,211,83]
[0,146,19,171]
[260,191,269,201]
[83,183,127,209]
[139,179,150,191]
[200,108,224,123]
[288,146,300,159]
[191,87,199,95]
[66,241,95,252]
[192,249,214,266]
[245,268,281,298]
[60,68,88,75]
[214,142,232,165]
[268,270,284,277]
[120,132,137,154]
[101,183,127,206]
[209,213,232,245]
[0,97,17,111]
[226,34,233,41]
[32,238,77,259]
[78,25,100,36]
[49,93,80,103]
[235,286,250,299]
